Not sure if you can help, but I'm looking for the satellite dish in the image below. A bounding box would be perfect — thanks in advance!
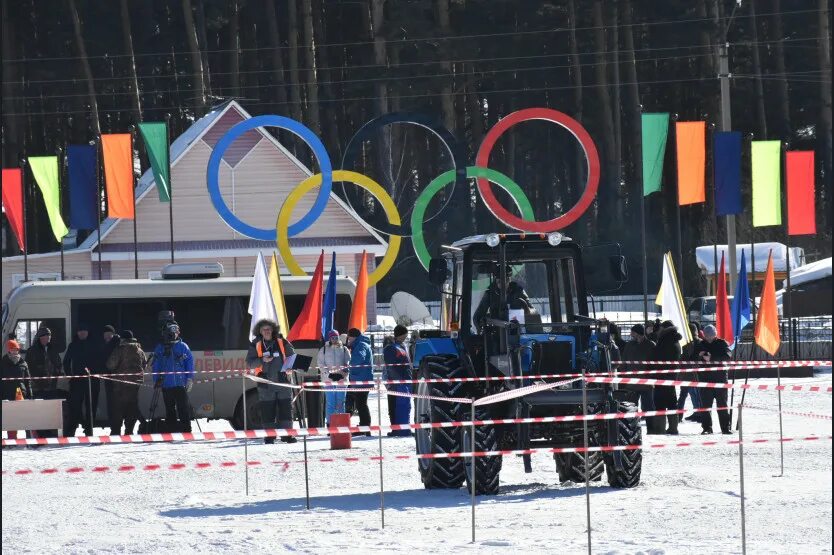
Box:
[390,291,434,327]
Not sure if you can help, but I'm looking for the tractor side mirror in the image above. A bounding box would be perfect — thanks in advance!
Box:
[609,255,628,282]
[583,243,628,295]
[428,258,450,286]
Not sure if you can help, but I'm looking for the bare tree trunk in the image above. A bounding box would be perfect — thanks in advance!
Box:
[120,0,142,120]
[749,0,768,138]
[287,0,304,124]
[181,0,207,112]
[769,0,791,136]
[609,3,622,194]
[592,0,619,235]
[301,0,321,134]
[1,0,21,167]
[228,0,240,98]
[264,0,289,108]
[369,0,391,191]
[68,0,101,136]
[819,0,832,228]
[436,0,455,132]
[623,0,642,179]
[567,0,584,219]
[312,0,340,152]
[195,0,212,96]
[696,0,717,76]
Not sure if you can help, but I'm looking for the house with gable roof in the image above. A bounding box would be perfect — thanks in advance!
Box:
[1,101,384,322]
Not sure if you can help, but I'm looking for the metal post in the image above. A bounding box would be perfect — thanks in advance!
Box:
[20,158,29,282]
[671,114,683,275]
[719,42,738,293]
[377,377,385,528]
[165,114,174,264]
[638,108,648,323]
[470,402,476,544]
[303,435,311,510]
[57,146,65,281]
[776,365,784,476]
[581,364,592,555]
[92,139,102,279]
[129,127,139,279]
[242,373,249,496]
[87,368,94,435]
[738,404,747,555]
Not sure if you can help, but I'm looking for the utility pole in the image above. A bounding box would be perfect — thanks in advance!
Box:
[719,42,738,293]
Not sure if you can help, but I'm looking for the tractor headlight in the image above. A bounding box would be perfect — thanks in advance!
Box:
[547,232,563,246]
[486,233,500,247]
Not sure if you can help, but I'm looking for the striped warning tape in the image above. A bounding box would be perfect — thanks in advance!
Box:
[584,376,833,393]
[741,404,833,421]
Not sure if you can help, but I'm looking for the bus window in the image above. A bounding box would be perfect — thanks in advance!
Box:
[14,318,66,352]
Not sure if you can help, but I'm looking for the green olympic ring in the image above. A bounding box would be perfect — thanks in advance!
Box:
[412,166,535,271]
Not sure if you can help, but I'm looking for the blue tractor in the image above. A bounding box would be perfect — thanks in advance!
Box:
[412,233,642,495]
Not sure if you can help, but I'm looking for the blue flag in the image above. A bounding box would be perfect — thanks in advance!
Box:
[730,249,752,346]
[67,144,98,230]
[714,131,742,216]
[322,252,337,338]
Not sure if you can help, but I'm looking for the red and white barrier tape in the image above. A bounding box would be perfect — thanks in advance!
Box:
[473,378,579,406]
[385,388,473,404]
[741,404,833,421]
[614,360,831,367]
[584,376,833,393]
[4,434,830,477]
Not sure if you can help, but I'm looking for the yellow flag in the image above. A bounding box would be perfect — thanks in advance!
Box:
[655,283,663,306]
[269,252,290,336]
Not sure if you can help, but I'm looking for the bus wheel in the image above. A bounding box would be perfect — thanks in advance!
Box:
[231,389,262,430]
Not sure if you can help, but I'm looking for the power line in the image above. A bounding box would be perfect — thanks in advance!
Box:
[3,7,825,64]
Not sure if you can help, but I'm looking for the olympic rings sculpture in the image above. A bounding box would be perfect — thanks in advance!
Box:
[206,107,600,283]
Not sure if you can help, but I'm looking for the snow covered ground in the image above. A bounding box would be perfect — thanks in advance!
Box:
[2,375,832,554]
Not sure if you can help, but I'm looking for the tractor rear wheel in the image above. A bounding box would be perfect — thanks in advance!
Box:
[414,355,467,489]
[554,431,604,484]
[603,401,642,488]
[463,406,502,495]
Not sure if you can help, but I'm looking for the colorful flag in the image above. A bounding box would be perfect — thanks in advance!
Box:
[28,156,69,242]
[675,121,706,205]
[322,252,337,338]
[348,251,369,333]
[754,252,781,356]
[659,252,693,345]
[786,151,816,236]
[67,144,98,230]
[287,252,324,342]
[247,252,278,341]
[101,133,135,219]
[1,168,25,251]
[730,250,752,345]
[713,131,742,215]
[751,140,782,227]
[138,122,170,202]
[715,252,733,344]
[641,113,669,196]
[268,252,290,336]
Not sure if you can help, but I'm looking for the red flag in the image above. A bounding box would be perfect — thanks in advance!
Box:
[287,252,324,341]
[715,252,733,344]
[754,252,781,356]
[786,151,816,236]
[348,251,368,333]
[1,168,25,251]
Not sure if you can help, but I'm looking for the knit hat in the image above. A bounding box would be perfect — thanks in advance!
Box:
[36,327,51,338]
[347,328,362,338]
[6,339,20,351]
[327,329,340,339]
[103,325,116,334]
[630,324,645,336]
[703,324,717,338]
[393,324,408,338]
[121,330,134,340]
[76,322,89,331]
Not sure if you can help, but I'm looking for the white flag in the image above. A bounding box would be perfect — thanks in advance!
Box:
[248,252,278,341]
[660,252,693,346]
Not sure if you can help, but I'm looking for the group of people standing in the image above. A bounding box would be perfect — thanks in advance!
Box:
[620,320,732,435]
[1,321,196,439]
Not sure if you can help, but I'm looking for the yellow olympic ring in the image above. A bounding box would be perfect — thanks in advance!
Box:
[276,170,401,287]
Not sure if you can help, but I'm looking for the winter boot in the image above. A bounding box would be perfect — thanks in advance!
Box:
[647,416,666,435]
[666,415,679,435]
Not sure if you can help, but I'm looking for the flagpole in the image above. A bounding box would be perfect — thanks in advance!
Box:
[780,142,793,360]
[165,114,174,264]
[92,138,102,279]
[638,108,649,322]
[747,134,757,361]
[709,123,718,296]
[57,145,65,281]
[129,126,139,279]
[20,157,29,283]
[672,114,683,275]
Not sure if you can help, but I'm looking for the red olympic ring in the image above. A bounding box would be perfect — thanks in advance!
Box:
[475,107,601,232]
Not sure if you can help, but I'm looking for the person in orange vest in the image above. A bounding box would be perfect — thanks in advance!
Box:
[2,339,32,440]
[246,319,297,445]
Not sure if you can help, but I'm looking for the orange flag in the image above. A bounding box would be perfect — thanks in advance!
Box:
[715,252,733,344]
[754,252,781,356]
[348,251,368,332]
[675,121,706,205]
[287,252,324,341]
[101,134,135,219]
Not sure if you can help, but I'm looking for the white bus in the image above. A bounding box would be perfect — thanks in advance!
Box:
[2,266,355,429]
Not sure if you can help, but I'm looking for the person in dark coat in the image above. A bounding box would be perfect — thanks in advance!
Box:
[694,325,732,434]
[346,328,374,436]
[678,322,704,424]
[621,324,661,434]
[99,326,120,426]
[652,321,683,435]
[105,331,146,435]
[62,324,98,436]
[2,340,31,440]
[246,319,296,444]
[25,327,64,438]
[383,325,413,437]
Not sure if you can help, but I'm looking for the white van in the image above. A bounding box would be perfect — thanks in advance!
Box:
[2,270,355,429]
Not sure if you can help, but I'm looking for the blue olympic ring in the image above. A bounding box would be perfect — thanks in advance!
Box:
[206,115,332,239]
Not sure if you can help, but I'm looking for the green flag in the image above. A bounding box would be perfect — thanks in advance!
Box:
[138,122,170,202]
[752,140,782,227]
[641,113,669,196]
[28,156,69,242]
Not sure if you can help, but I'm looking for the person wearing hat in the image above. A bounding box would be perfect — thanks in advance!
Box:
[97,325,121,425]
[105,330,147,435]
[246,319,296,444]
[693,325,732,435]
[316,329,351,426]
[346,328,373,436]
[2,340,32,440]
[152,322,195,434]
[621,324,662,434]
[383,324,413,437]
[24,327,65,438]
[62,323,98,437]
[652,320,683,435]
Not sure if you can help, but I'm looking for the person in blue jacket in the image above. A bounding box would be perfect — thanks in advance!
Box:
[346,328,373,436]
[152,322,195,432]
[383,325,413,436]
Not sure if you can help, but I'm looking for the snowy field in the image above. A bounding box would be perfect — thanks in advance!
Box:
[2,375,832,554]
